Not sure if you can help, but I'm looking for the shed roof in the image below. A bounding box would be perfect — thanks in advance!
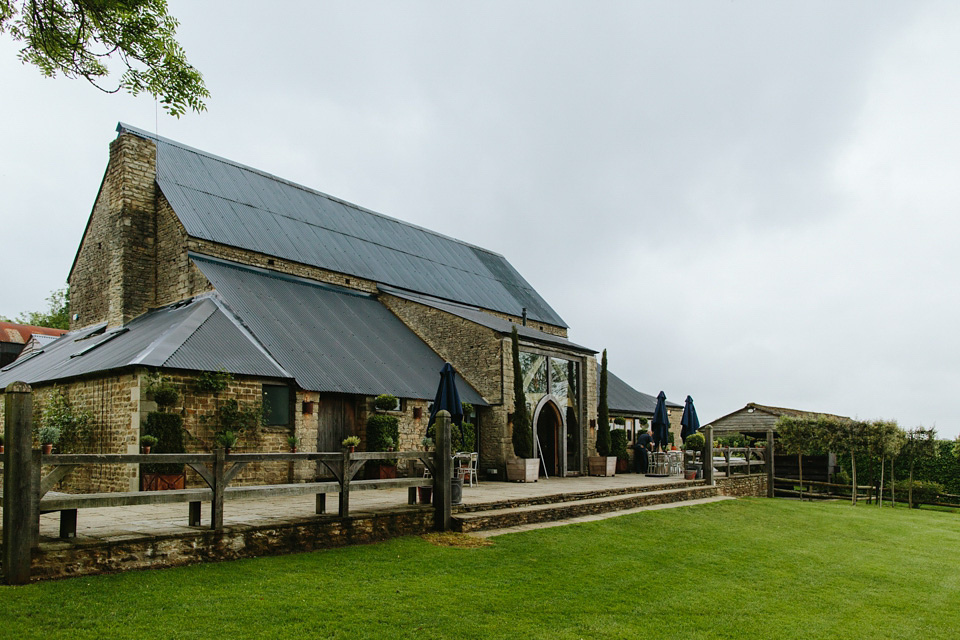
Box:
[0,297,290,387]
[115,123,566,329]
[191,254,486,404]
[0,321,68,345]
[704,403,852,432]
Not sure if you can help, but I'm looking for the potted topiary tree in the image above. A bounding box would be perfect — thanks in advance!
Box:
[588,349,616,476]
[366,404,399,479]
[611,428,630,473]
[287,435,300,453]
[684,432,705,479]
[38,425,60,454]
[140,434,158,454]
[506,326,538,482]
[142,373,187,491]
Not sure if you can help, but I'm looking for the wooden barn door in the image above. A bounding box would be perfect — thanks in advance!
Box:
[316,394,355,476]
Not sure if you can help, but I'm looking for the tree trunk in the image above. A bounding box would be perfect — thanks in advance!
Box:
[879,456,885,508]
[908,460,915,509]
[850,450,857,505]
[798,453,804,501]
[891,458,896,507]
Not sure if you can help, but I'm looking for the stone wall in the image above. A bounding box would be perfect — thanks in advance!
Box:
[69,133,158,329]
[0,375,141,492]
[715,474,767,497]
[355,396,430,476]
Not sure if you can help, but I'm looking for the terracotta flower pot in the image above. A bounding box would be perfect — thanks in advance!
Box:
[143,446,152,455]
[290,447,297,453]
[42,443,53,454]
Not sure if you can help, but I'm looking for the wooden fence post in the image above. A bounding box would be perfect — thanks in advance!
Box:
[703,425,713,485]
[339,447,351,518]
[434,410,451,531]
[211,448,225,530]
[3,381,35,585]
[766,429,775,498]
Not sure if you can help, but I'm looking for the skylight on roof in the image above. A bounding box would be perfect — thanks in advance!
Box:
[69,328,129,358]
[0,349,44,372]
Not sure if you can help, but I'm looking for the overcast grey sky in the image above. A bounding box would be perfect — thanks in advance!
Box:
[2,1,958,436]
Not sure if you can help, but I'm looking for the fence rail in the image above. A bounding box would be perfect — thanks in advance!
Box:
[1,382,458,585]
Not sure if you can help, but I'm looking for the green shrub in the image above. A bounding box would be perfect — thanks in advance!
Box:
[342,436,361,448]
[38,387,91,452]
[194,369,232,394]
[140,435,158,448]
[684,432,705,452]
[367,413,400,452]
[611,429,629,461]
[215,430,238,449]
[143,412,185,475]
[893,479,945,506]
[613,417,625,426]
[373,394,399,411]
[717,432,751,448]
[37,425,61,445]
[199,398,264,437]
[145,372,180,408]
[0,434,4,446]
[459,422,476,452]
[426,420,471,451]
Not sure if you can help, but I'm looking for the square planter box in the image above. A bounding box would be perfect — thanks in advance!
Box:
[588,456,617,477]
[506,458,539,482]
[141,473,186,491]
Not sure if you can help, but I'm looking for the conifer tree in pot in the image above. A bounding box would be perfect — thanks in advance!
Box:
[588,349,617,476]
[506,326,539,482]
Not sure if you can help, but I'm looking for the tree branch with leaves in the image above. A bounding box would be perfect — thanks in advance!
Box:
[1,0,208,116]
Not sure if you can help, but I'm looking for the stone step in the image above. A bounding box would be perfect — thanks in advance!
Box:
[453,484,719,533]
[453,479,705,515]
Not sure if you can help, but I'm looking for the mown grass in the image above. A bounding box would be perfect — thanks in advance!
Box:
[2,498,958,639]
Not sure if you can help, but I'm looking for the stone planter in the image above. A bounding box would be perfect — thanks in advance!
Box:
[616,458,629,474]
[506,458,539,482]
[588,456,617,476]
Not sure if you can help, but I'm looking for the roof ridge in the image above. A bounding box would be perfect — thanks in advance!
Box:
[117,122,508,259]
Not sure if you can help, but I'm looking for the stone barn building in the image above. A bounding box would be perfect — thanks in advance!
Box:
[0,123,674,492]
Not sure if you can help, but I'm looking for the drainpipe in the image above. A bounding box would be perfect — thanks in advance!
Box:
[521,308,527,326]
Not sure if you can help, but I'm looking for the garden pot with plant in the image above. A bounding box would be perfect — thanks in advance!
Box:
[342,435,360,452]
[38,425,61,454]
[366,411,399,479]
[287,435,299,453]
[216,430,238,454]
[0,433,4,454]
[588,350,617,476]
[140,434,158,454]
[506,327,539,482]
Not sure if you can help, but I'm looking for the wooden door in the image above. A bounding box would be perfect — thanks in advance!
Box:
[316,394,355,476]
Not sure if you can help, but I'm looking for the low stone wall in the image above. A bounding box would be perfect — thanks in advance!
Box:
[30,507,435,581]
[715,474,767,497]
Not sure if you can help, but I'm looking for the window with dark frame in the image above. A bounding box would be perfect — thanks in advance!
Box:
[262,384,291,426]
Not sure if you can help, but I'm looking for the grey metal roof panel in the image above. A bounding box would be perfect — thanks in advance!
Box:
[379,285,596,355]
[117,123,566,328]
[603,370,683,414]
[0,298,290,388]
[191,254,486,405]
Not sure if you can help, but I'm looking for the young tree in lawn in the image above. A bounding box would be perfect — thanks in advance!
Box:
[775,416,822,501]
[869,420,902,508]
[888,427,907,507]
[902,427,938,508]
[825,417,870,505]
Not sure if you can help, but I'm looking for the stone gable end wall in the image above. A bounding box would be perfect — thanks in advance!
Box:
[69,133,158,329]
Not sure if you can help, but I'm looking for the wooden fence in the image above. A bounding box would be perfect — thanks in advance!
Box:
[1,382,457,585]
[773,477,874,502]
[699,425,776,496]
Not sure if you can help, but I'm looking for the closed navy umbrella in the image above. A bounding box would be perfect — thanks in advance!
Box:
[680,395,700,444]
[652,390,670,450]
[428,363,464,428]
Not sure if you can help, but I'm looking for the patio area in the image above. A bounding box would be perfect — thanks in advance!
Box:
[9,473,689,545]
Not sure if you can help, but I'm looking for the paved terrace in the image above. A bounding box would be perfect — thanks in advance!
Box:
[2,473,689,547]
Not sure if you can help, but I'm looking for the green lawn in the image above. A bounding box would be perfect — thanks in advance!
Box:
[2,498,959,639]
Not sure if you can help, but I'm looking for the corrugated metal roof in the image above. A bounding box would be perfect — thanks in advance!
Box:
[117,123,566,328]
[379,285,596,355]
[191,254,487,405]
[0,297,290,387]
[604,371,682,414]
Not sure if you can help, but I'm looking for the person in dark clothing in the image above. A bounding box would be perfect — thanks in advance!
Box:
[633,429,653,473]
